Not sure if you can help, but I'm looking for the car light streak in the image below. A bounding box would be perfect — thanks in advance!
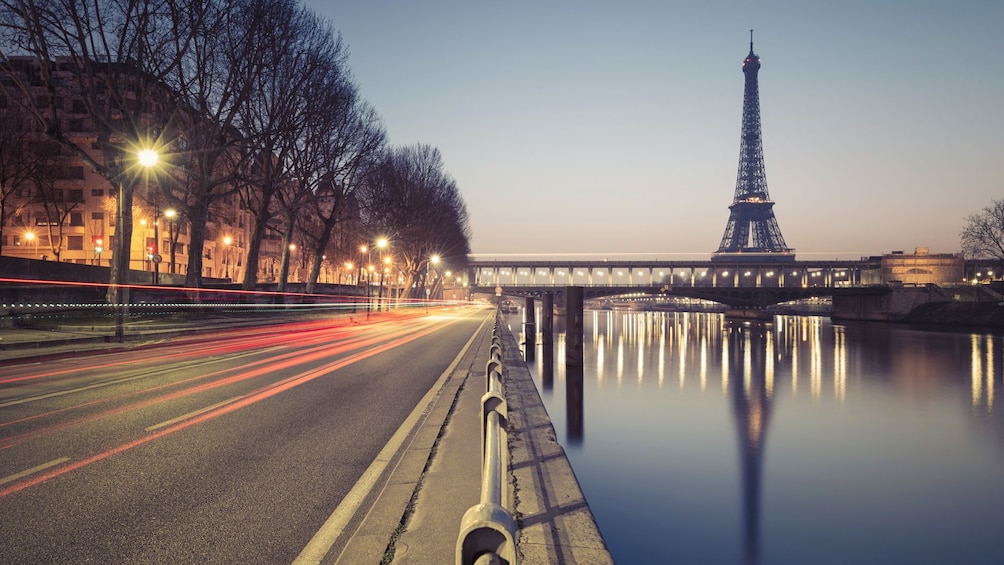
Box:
[0,323,423,446]
[1,314,432,420]
[0,319,358,385]
[0,316,454,498]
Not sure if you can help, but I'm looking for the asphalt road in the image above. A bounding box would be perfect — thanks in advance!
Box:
[0,306,493,564]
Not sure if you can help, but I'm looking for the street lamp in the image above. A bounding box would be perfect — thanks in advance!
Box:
[380,255,392,310]
[24,231,36,256]
[93,236,103,266]
[223,236,232,280]
[358,245,369,287]
[367,264,375,316]
[139,148,161,284]
[164,209,176,274]
[376,238,389,310]
[426,254,440,312]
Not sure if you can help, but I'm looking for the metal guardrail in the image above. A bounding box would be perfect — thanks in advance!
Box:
[456,310,518,565]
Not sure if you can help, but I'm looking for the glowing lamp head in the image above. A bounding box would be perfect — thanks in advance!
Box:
[138,149,159,168]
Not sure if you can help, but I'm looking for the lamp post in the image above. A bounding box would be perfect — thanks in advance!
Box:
[366,264,375,316]
[376,238,388,310]
[164,209,176,275]
[426,255,440,312]
[24,231,36,257]
[93,236,103,266]
[139,148,160,284]
[380,256,391,311]
[223,236,232,280]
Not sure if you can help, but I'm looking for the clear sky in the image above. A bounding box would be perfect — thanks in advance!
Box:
[305,1,1003,260]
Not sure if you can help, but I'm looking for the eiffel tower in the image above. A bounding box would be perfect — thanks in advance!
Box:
[713,31,794,262]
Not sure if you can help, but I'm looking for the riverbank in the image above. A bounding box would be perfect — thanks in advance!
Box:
[901,301,1004,328]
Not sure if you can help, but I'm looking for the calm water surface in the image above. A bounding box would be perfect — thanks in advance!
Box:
[510,310,1004,565]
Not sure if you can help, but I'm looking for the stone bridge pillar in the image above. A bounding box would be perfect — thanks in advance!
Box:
[565,286,584,367]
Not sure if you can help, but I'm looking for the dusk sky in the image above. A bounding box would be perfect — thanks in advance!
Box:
[306,1,1002,260]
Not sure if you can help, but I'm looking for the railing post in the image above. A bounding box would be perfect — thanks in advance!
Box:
[457,309,518,565]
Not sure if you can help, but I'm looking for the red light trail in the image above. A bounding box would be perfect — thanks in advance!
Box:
[0,310,462,497]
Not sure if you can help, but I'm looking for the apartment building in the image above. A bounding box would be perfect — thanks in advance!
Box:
[0,57,269,283]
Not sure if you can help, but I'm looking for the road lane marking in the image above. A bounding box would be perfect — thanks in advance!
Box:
[0,457,70,486]
[145,395,246,431]
[292,312,491,565]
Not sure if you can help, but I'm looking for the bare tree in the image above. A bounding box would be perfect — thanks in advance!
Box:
[157,0,275,288]
[961,199,1004,275]
[238,0,344,291]
[363,144,471,300]
[298,82,386,293]
[0,0,201,300]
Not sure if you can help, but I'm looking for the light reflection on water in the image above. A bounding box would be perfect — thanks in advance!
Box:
[513,310,1004,565]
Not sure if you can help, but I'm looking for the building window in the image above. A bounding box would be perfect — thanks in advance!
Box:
[91,188,104,197]
[67,235,83,250]
[68,188,84,202]
[70,212,83,226]
[91,211,104,221]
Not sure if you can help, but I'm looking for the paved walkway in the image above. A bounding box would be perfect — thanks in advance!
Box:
[0,315,614,564]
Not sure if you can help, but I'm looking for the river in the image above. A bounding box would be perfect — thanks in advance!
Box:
[507,309,1004,565]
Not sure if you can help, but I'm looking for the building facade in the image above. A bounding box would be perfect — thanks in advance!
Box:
[0,57,271,283]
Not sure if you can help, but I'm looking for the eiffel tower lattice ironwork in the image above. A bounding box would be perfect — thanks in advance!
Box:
[713,31,794,262]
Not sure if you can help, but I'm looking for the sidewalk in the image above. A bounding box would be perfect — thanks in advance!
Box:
[336,316,613,564]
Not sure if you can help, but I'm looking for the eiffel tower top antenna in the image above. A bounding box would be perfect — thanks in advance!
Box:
[750,29,754,52]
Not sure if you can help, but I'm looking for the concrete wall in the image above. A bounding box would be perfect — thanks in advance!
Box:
[832,284,955,322]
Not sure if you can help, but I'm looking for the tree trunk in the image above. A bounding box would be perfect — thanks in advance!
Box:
[107,180,134,303]
[241,191,274,290]
[185,201,210,288]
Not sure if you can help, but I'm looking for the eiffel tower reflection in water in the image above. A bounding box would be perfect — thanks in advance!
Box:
[517,307,1002,564]
[727,323,773,565]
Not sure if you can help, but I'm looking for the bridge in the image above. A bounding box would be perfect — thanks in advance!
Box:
[466,257,889,308]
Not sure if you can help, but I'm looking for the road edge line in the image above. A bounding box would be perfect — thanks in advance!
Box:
[292,311,491,565]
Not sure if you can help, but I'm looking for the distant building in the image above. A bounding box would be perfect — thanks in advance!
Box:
[860,248,964,285]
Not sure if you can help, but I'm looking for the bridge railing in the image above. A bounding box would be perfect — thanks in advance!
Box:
[456,310,518,565]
